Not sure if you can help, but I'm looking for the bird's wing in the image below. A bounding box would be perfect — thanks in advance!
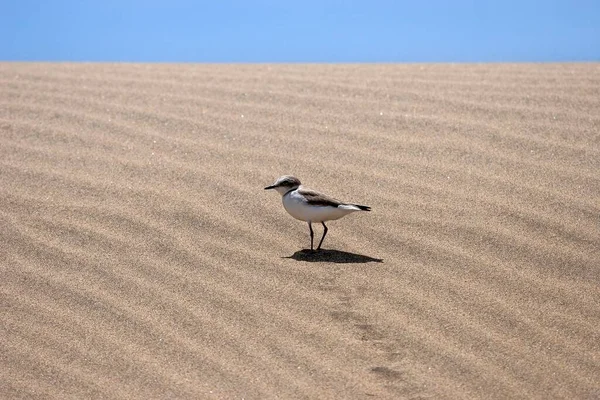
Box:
[297,187,343,207]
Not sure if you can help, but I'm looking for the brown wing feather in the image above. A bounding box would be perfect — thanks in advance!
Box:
[297,188,343,207]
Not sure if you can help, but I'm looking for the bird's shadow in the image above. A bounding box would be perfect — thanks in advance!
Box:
[284,249,383,264]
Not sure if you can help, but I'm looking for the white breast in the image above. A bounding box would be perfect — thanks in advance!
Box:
[282,190,356,222]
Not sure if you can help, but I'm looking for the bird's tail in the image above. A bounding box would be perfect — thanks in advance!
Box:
[340,204,371,212]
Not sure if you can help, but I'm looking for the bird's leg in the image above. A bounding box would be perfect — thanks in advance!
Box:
[308,222,314,251]
[317,222,328,250]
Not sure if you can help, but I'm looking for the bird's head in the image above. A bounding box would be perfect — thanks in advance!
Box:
[264,175,301,196]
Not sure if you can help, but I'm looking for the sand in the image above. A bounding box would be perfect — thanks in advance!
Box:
[1,63,599,399]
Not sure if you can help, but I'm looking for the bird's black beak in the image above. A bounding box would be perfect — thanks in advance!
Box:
[264,185,276,190]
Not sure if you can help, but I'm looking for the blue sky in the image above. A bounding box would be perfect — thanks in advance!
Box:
[1,1,599,62]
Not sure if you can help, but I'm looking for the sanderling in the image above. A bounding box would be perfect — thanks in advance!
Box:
[265,175,371,251]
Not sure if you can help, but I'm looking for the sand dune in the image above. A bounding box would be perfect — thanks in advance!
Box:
[1,63,599,399]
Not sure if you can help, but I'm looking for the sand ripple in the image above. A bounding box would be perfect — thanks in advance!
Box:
[1,63,599,399]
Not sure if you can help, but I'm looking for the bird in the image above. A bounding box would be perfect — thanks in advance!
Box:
[264,175,371,251]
